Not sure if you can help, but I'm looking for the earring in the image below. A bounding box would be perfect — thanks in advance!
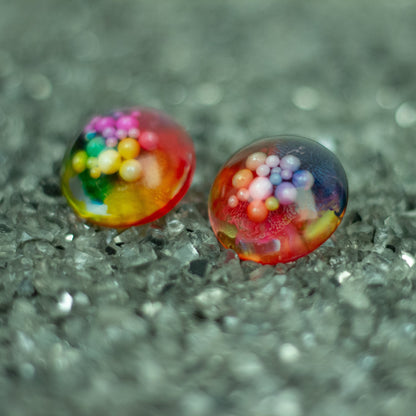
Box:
[208,135,348,264]
[61,107,195,228]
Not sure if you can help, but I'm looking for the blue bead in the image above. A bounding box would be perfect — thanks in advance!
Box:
[269,173,282,185]
[292,170,314,190]
[86,131,96,140]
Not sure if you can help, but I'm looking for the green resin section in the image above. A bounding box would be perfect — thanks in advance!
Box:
[79,170,114,203]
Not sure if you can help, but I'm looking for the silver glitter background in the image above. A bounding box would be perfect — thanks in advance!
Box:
[1,0,416,415]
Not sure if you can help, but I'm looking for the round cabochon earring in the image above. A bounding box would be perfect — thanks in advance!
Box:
[61,108,195,228]
[208,135,348,264]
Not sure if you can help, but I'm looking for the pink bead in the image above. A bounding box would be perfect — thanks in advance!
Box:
[237,188,250,201]
[130,110,141,118]
[116,129,128,139]
[266,155,280,168]
[116,115,140,131]
[89,116,101,127]
[128,128,140,139]
[95,116,116,133]
[248,177,273,201]
[102,127,116,138]
[228,195,239,208]
[83,124,95,133]
[256,164,270,177]
[139,131,159,151]
[106,137,118,147]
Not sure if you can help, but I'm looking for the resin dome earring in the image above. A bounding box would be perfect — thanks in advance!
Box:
[208,135,348,264]
[61,108,195,228]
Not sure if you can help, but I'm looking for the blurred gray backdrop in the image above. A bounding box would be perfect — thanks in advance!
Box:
[1,0,416,415]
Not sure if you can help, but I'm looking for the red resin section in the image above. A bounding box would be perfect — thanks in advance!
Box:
[61,108,195,228]
[208,136,348,264]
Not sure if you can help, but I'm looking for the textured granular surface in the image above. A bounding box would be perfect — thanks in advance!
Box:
[1,1,416,415]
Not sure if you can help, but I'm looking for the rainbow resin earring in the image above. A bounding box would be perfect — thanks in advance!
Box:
[208,135,348,264]
[61,108,195,228]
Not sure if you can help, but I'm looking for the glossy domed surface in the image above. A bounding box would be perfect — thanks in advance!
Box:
[208,136,348,264]
[61,108,195,228]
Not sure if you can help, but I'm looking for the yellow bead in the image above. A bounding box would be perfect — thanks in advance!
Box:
[86,157,99,169]
[72,150,88,173]
[304,210,339,242]
[118,138,140,160]
[98,149,122,175]
[119,159,142,182]
[265,196,279,211]
[90,167,101,178]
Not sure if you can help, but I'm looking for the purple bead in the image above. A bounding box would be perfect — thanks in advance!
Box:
[116,115,139,131]
[95,117,116,133]
[281,169,293,180]
[275,182,297,205]
[292,170,315,190]
[102,127,116,138]
[116,129,128,139]
[280,155,301,171]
